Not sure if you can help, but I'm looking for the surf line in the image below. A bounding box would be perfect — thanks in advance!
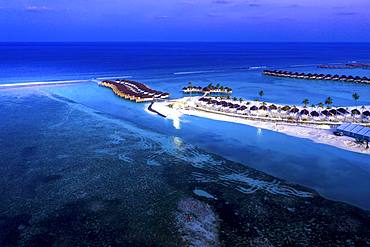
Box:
[0,80,89,89]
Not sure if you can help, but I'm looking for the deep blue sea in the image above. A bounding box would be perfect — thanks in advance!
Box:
[1,42,370,245]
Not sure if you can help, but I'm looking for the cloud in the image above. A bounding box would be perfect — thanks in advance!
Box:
[207,12,222,17]
[248,3,261,7]
[213,0,234,5]
[336,11,358,16]
[25,5,53,13]
[154,15,169,20]
[181,0,196,5]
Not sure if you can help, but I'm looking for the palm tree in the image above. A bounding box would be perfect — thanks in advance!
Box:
[226,95,230,100]
[216,83,220,89]
[352,93,360,102]
[220,86,224,91]
[325,97,333,108]
[233,97,238,101]
[310,104,315,108]
[259,90,264,100]
[302,99,309,108]
[208,83,213,88]
[188,81,192,88]
[187,81,193,97]
[239,98,243,103]
[317,102,324,114]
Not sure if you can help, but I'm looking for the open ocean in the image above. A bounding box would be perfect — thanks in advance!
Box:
[1,42,370,246]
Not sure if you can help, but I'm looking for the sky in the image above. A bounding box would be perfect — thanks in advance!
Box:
[0,0,370,42]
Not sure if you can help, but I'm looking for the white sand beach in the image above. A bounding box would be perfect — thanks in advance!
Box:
[149,98,370,155]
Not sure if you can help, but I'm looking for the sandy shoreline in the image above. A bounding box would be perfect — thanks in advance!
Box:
[149,99,370,155]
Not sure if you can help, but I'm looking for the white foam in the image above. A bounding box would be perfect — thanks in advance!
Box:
[173,70,220,75]
[0,80,88,88]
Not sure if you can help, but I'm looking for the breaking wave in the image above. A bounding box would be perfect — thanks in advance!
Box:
[0,80,89,88]
[173,70,222,75]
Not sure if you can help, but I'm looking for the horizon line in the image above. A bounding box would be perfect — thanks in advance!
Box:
[1,41,370,44]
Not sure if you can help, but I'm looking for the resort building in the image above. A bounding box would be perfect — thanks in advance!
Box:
[100,80,169,103]
[336,123,370,142]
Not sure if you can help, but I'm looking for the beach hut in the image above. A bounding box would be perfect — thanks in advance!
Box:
[269,104,278,111]
[281,105,291,111]
[237,105,248,114]
[238,106,247,111]
[321,110,330,117]
[250,106,258,111]
[310,111,320,117]
[351,109,361,115]
[363,111,370,117]
[329,109,338,116]
[259,105,268,111]
[300,109,309,115]
[337,108,349,115]
[290,107,299,113]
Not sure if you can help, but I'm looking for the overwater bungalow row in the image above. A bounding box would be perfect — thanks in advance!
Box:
[100,80,169,103]
[196,97,370,123]
[318,63,370,70]
[182,85,232,94]
[263,70,370,84]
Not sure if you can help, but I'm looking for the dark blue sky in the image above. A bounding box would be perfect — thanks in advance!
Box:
[1,0,369,42]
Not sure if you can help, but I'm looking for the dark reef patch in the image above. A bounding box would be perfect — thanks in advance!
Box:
[0,214,31,247]
[21,146,38,158]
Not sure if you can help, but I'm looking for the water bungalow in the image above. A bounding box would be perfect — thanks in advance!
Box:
[100,80,169,103]
[319,63,370,69]
[262,70,370,84]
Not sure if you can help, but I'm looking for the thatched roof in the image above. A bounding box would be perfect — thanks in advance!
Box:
[259,105,268,111]
[290,107,299,113]
[337,108,349,114]
[322,110,330,116]
[250,106,258,111]
[300,109,309,115]
[281,105,291,111]
[310,111,319,117]
[351,109,361,115]
[329,109,338,115]
[269,104,278,110]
